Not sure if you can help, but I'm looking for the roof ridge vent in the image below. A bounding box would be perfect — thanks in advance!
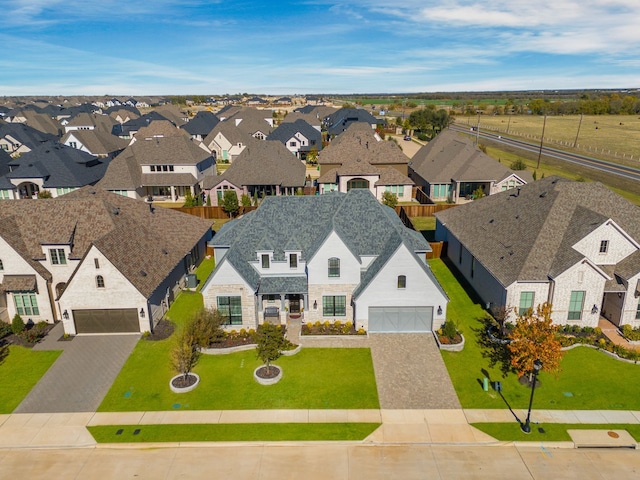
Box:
[140,270,147,277]
[540,191,547,198]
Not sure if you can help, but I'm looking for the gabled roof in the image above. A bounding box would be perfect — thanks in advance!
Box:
[61,129,129,156]
[409,129,521,184]
[4,143,110,188]
[224,107,274,136]
[324,108,384,135]
[132,120,188,141]
[0,123,58,150]
[204,120,249,147]
[435,176,640,287]
[280,112,322,128]
[208,139,305,189]
[319,122,409,166]
[97,136,214,190]
[266,119,321,149]
[181,111,220,136]
[210,190,432,293]
[113,112,176,136]
[65,112,116,132]
[0,187,212,298]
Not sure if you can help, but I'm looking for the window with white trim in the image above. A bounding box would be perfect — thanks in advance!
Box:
[328,257,340,277]
[568,291,585,320]
[322,295,346,316]
[14,293,39,315]
[599,240,609,253]
[262,254,270,269]
[397,275,406,289]
[518,292,534,316]
[96,275,105,288]
[49,248,67,265]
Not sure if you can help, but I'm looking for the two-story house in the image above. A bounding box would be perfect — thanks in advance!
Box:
[201,189,448,332]
[435,177,640,327]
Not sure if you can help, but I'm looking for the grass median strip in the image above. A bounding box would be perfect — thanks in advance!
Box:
[472,423,640,442]
[88,423,381,443]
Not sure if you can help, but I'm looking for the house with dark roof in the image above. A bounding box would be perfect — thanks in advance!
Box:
[0,143,111,199]
[409,130,531,203]
[0,123,58,157]
[266,119,321,160]
[111,112,177,139]
[323,108,384,137]
[0,187,213,335]
[201,189,448,331]
[317,123,414,202]
[203,138,305,206]
[181,111,220,142]
[61,129,129,158]
[97,135,216,201]
[435,177,640,328]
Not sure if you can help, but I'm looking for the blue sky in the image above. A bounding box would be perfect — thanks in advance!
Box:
[2,0,639,95]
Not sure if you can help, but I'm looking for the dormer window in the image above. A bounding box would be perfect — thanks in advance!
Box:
[0,259,3,270]
[599,240,609,253]
[50,248,67,265]
[328,257,340,277]
[289,253,297,268]
[397,275,406,289]
[262,254,270,269]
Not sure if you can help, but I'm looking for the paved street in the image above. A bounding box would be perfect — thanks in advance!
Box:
[15,326,139,413]
[0,444,638,479]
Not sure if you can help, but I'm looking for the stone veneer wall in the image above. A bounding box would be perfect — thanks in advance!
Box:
[203,283,257,330]
[306,284,358,324]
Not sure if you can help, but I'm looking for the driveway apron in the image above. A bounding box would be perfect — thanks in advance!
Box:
[14,326,139,413]
[369,333,461,409]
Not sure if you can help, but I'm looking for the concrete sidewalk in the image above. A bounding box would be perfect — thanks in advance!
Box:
[1,408,640,449]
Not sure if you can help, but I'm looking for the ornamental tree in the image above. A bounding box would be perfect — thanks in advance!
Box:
[507,302,564,379]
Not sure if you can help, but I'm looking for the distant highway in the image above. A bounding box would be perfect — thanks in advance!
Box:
[449,124,640,183]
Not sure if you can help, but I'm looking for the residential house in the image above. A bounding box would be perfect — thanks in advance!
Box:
[409,130,531,203]
[0,123,58,157]
[61,129,129,158]
[201,189,448,331]
[111,112,177,139]
[0,187,213,334]
[0,143,111,199]
[181,111,220,142]
[323,108,384,137]
[97,135,215,201]
[203,138,305,205]
[3,107,62,137]
[434,177,640,328]
[63,112,116,134]
[316,123,413,202]
[266,119,322,160]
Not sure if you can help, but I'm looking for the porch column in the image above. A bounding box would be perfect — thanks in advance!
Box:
[170,186,176,201]
[276,185,281,196]
[303,294,308,318]
[280,294,285,323]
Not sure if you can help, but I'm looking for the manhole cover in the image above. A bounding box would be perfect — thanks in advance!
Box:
[608,431,620,438]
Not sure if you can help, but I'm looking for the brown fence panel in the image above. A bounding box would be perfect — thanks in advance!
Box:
[414,188,434,205]
[400,204,458,218]
[172,206,258,219]
[426,241,444,259]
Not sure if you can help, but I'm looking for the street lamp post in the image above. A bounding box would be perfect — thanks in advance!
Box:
[521,359,543,434]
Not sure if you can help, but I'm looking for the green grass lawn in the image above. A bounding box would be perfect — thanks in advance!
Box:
[472,422,640,442]
[410,216,436,241]
[88,423,380,443]
[0,346,62,413]
[99,291,379,412]
[429,258,640,410]
[195,257,215,291]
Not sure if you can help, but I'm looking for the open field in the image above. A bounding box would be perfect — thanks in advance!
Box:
[456,114,640,164]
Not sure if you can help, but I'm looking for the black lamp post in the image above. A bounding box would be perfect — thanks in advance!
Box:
[521,359,543,434]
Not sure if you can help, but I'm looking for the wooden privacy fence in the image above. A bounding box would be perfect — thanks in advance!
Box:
[171,205,258,219]
[398,204,457,217]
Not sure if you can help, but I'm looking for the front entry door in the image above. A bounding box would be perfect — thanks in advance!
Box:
[289,295,300,313]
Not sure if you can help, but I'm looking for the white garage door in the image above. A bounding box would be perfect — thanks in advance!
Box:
[368,306,433,333]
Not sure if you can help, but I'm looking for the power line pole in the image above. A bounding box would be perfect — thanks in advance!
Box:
[475,112,480,145]
[573,113,583,148]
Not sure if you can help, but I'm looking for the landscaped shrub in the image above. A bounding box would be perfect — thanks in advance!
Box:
[622,324,640,341]
[301,320,357,336]
[442,319,458,339]
[0,322,12,339]
[11,314,24,335]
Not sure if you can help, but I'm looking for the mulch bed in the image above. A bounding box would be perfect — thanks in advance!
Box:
[208,335,256,348]
[144,320,175,341]
[1,322,58,348]
[255,365,281,379]
[437,333,463,345]
[171,374,198,388]
[301,324,358,336]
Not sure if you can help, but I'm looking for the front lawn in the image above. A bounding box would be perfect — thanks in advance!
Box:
[430,258,640,410]
[472,422,640,442]
[99,291,379,412]
[195,257,215,291]
[88,423,380,443]
[0,346,62,413]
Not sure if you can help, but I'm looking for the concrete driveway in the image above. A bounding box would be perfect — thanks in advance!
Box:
[14,323,139,413]
[369,333,461,409]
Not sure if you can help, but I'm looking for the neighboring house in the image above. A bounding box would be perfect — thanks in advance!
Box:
[112,112,176,139]
[4,108,62,137]
[154,104,188,126]
[409,130,531,203]
[434,177,640,328]
[61,129,129,158]
[0,187,213,335]
[266,119,322,160]
[225,107,274,139]
[0,143,111,199]
[106,106,140,124]
[203,138,305,205]
[0,123,58,157]
[97,135,216,201]
[63,112,116,134]
[280,111,322,132]
[323,108,384,137]
[181,111,220,142]
[204,119,258,163]
[129,120,191,145]
[245,96,268,106]
[316,123,413,202]
[201,189,448,331]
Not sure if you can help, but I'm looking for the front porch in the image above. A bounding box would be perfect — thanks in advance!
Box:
[257,293,308,325]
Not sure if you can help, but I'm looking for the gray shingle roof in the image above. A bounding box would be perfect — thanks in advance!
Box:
[181,111,220,136]
[266,119,321,151]
[211,139,305,189]
[61,129,129,156]
[4,143,111,188]
[409,129,521,184]
[435,177,640,287]
[211,190,434,295]
[0,123,58,150]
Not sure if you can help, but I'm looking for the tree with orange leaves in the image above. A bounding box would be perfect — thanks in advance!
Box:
[507,302,564,380]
